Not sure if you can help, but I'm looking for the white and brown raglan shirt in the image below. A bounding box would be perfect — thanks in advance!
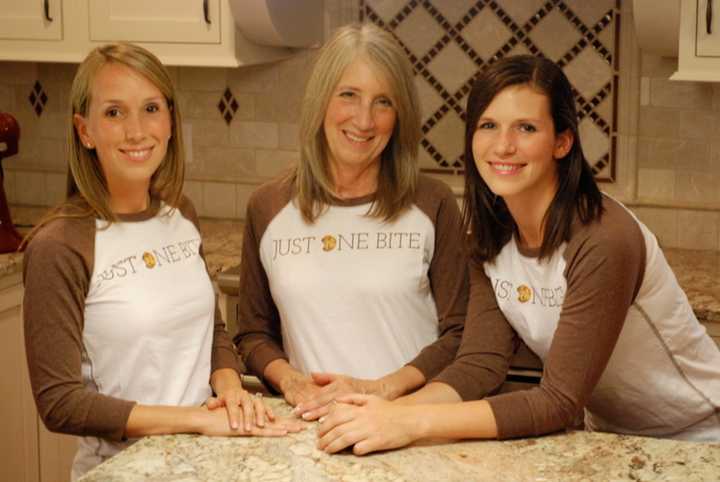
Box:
[23,196,239,477]
[435,194,720,441]
[235,174,469,382]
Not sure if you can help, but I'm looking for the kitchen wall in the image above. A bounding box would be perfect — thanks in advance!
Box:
[0,0,358,219]
[1,0,720,251]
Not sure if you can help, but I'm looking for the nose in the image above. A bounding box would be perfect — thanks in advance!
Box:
[493,128,516,156]
[353,102,375,131]
[124,112,145,142]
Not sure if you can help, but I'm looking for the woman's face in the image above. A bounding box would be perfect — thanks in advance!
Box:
[471,84,572,207]
[74,62,172,199]
[323,57,397,174]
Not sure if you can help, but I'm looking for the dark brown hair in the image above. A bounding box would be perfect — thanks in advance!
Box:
[462,55,603,263]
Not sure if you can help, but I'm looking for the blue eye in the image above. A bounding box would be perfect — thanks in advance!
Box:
[477,121,495,130]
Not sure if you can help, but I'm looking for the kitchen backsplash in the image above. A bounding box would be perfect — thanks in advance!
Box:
[1,0,720,251]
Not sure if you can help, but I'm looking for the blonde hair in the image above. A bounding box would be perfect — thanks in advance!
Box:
[23,42,184,246]
[295,23,421,223]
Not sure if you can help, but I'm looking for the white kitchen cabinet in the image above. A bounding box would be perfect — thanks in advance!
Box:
[0,273,39,482]
[0,269,76,482]
[89,0,220,44]
[673,0,720,81]
[0,0,293,67]
[0,0,62,41]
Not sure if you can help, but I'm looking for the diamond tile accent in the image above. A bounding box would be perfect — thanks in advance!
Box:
[564,0,616,27]
[365,0,409,22]
[360,0,620,181]
[500,0,549,26]
[415,76,444,122]
[528,9,581,61]
[426,42,478,96]
[437,0,479,25]
[217,87,239,125]
[461,8,513,62]
[394,6,445,58]
[28,81,47,117]
[425,111,465,166]
[564,48,613,100]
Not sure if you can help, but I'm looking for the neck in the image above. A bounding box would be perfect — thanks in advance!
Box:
[330,159,380,199]
[504,186,558,250]
[108,184,151,214]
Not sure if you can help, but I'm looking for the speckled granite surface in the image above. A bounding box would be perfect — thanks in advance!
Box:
[77,398,719,482]
[3,205,720,323]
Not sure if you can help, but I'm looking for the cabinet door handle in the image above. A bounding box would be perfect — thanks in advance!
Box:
[203,0,211,24]
[708,0,713,34]
[44,0,53,22]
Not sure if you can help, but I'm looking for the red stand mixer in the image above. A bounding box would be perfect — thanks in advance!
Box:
[0,112,23,253]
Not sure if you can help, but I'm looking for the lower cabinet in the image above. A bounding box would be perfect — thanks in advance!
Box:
[0,271,77,482]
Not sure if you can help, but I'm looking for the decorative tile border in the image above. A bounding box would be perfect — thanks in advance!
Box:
[361,0,620,182]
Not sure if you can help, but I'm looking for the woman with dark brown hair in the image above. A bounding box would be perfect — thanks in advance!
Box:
[316,55,720,454]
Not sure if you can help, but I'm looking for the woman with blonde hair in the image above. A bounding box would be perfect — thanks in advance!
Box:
[234,23,468,419]
[23,42,299,480]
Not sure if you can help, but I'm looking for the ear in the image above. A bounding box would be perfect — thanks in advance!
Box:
[73,113,94,149]
[553,128,574,160]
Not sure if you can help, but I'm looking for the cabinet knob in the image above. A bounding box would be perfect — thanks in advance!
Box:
[708,0,713,34]
[204,0,211,25]
[44,0,53,22]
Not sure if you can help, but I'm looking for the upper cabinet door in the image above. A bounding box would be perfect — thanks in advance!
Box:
[0,0,63,40]
[696,0,720,56]
[89,0,221,44]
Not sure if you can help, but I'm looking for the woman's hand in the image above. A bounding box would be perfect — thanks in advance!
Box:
[209,368,274,431]
[197,406,303,437]
[316,394,423,455]
[293,373,380,420]
[279,372,324,407]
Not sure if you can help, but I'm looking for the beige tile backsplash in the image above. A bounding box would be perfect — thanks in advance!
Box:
[1,0,720,251]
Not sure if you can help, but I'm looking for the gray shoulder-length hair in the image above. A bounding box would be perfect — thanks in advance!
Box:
[295,23,421,223]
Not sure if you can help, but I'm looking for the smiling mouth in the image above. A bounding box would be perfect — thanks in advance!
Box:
[489,162,524,174]
[343,130,374,143]
[121,147,154,161]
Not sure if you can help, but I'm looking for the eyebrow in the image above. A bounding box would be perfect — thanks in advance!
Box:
[97,96,165,105]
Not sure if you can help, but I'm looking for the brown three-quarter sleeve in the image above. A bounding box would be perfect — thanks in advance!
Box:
[233,180,291,379]
[487,212,646,439]
[23,222,135,440]
[432,258,517,399]
[407,176,469,380]
[178,196,240,375]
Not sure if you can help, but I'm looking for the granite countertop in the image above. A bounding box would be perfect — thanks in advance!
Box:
[4,205,720,322]
[77,397,719,482]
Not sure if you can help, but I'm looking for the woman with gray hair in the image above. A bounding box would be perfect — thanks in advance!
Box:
[234,23,468,419]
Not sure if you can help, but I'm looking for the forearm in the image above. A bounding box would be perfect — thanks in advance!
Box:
[375,366,426,400]
[124,405,205,438]
[211,367,242,393]
[412,400,498,441]
[396,381,462,405]
[263,358,305,393]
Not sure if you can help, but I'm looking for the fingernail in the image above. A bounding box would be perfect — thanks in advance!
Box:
[318,416,326,423]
